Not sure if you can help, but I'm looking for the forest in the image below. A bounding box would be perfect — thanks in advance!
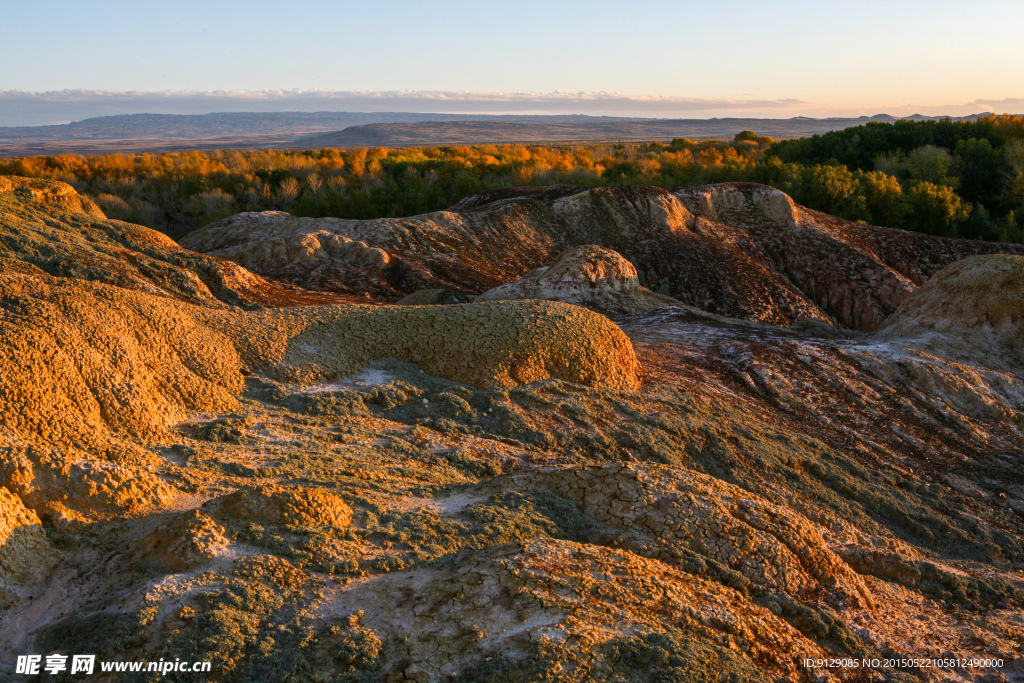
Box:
[767,114,1024,241]
[2,114,1023,242]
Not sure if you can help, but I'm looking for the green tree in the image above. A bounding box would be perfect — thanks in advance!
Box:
[962,202,998,241]
[954,138,1000,205]
[1002,139,1024,209]
[186,190,236,227]
[904,145,956,186]
[905,181,970,237]
[860,170,908,226]
[799,165,868,221]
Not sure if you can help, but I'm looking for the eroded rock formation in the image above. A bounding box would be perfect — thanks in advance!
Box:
[878,253,1024,364]
[476,244,680,317]
[183,182,1024,330]
[1,176,1022,682]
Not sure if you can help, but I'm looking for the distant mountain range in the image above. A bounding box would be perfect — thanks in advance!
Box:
[295,116,904,148]
[0,111,995,155]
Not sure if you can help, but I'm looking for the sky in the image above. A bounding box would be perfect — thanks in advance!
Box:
[1,0,1022,126]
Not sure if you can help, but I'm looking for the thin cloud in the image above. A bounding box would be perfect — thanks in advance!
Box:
[968,97,1024,111]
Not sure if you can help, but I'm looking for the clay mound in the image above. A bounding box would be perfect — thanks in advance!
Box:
[187,214,392,272]
[546,185,839,326]
[0,176,642,455]
[213,484,353,527]
[0,450,177,525]
[222,299,641,391]
[0,268,640,461]
[877,254,1024,361]
[131,511,228,572]
[184,182,1024,330]
[0,176,104,218]
[476,245,680,317]
[180,204,564,301]
[0,176,356,308]
[0,269,246,451]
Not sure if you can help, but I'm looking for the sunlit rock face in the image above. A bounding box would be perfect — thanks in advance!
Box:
[476,244,681,317]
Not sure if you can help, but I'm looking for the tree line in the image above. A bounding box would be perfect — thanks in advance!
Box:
[768,114,1024,241]
[1,117,1022,243]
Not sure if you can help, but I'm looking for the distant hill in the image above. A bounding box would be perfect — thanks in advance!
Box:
[900,112,995,122]
[296,117,903,147]
[0,111,995,155]
[0,112,637,154]
[298,113,999,148]
[0,111,641,142]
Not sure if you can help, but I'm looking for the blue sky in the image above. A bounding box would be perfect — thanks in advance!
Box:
[1,0,1022,124]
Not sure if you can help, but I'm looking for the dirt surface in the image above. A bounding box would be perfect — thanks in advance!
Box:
[1,176,1022,683]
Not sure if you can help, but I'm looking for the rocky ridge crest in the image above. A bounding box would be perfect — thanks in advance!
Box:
[476,244,680,317]
[184,182,1024,330]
